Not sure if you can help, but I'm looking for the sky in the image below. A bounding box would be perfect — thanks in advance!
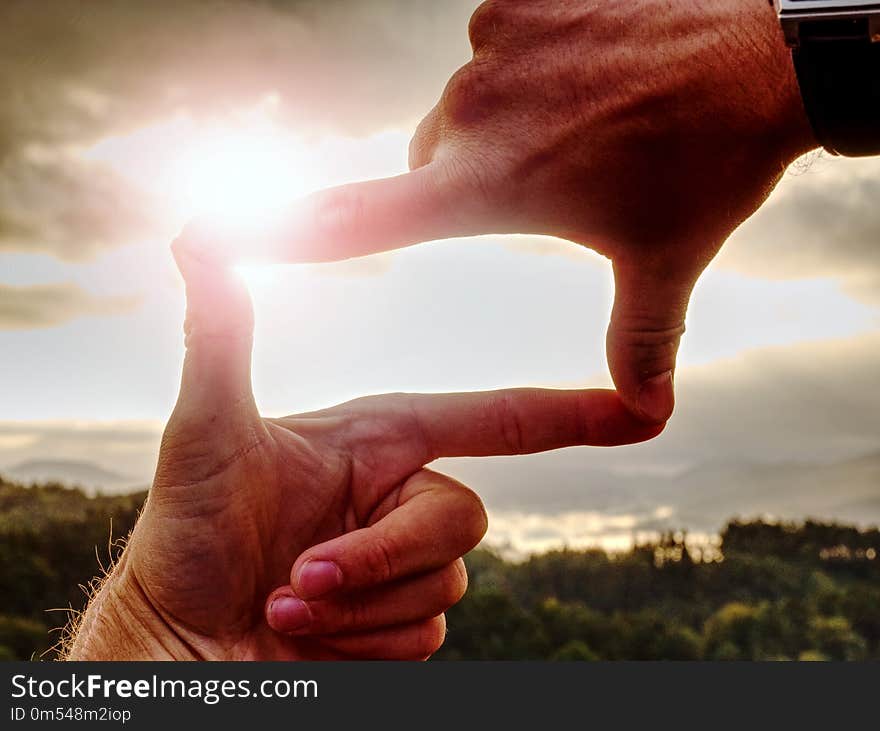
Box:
[1,0,879,552]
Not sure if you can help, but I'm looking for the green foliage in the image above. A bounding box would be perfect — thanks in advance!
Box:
[806,616,866,661]
[0,475,877,661]
[551,640,599,661]
[0,477,145,659]
[0,615,49,661]
[436,517,879,661]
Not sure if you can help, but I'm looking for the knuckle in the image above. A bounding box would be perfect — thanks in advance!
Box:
[440,479,489,554]
[442,65,481,126]
[607,315,685,380]
[337,596,372,632]
[363,535,398,585]
[467,0,508,51]
[440,60,501,130]
[430,471,490,552]
[448,486,489,553]
[493,391,526,454]
[610,317,687,350]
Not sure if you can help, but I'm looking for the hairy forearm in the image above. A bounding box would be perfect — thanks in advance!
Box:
[64,558,199,661]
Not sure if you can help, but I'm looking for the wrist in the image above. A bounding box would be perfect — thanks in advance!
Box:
[64,557,200,661]
[736,0,819,158]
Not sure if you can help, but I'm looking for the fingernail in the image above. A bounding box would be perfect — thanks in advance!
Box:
[637,371,674,423]
[296,560,343,599]
[267,596,311,633]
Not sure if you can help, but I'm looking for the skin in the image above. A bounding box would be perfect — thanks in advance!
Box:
[66,236,663,661]
[189,0,820,424]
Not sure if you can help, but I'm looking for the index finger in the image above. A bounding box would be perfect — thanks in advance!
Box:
[194,164,474,264]
[325,387,665,470]
[407,388,665,459]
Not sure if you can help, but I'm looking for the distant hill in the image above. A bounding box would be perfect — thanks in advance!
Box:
[440,449,880,541]
[658,451,880,530]
[3,449,879,544]
[1,459,140,494]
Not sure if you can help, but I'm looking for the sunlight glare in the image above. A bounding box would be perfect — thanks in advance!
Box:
[233,262,281,295]
[84,99,318,245]
[83,103,411,278]
[173,124,309,228]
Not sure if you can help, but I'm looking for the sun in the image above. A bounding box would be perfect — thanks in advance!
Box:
[83,98,410,286]
[168,120,314,271]
[84,99,321,285]
[84,97,314,235]
[172,122,310,228]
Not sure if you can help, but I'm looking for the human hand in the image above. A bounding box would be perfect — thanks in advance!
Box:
[213,0,818,424]
[66,236,663,661]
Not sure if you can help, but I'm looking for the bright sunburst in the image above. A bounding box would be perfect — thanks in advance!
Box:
[87,96,311,230]
[174,126,305,225]
[83,96,410,280]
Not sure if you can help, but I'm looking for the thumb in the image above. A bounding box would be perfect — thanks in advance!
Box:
[167,234,258,434]
[606,258,697,424]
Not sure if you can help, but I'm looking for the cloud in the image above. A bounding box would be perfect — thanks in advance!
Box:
[719,155,880,303]
[436,332,880,511]
[0,150,162,260]
[0,420,162,488]
[0,282,139,329]
[1,0,475,151]
[5,0,877,301]
[0,0,477,259]
[627,331,880,467]
[431,333,880,550]
[483,510,670,556]
[0,332,877,551]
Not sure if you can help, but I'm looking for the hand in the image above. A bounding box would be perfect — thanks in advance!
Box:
[211,0,818,423]
[66,236,663,661]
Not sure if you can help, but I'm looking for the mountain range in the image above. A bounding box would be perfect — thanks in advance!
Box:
[1,459,143,494]
[439,449,880,535]
[2,451,878,540]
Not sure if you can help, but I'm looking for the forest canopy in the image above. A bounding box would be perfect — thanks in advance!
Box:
[0,477,877,661]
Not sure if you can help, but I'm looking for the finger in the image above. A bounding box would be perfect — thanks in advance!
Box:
[248,163,478,263]
[287,470,485,600]
[410,389,666,457]
[265,560,466,635]
[316,617,447,661]
[166,234,259,439]
[330,388,665,472]
[607,259,697,423]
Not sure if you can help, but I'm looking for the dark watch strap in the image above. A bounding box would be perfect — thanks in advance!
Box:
[792,20,880,157]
